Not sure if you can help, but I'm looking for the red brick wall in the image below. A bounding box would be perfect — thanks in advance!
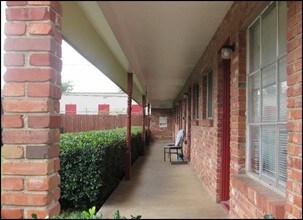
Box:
[1,1,62,219]
[150,108,174,140]
[285,1,302,219]
[173,1,302,219]
[230,175,285,218]
[191,124,219,200]
[184,3,255,204]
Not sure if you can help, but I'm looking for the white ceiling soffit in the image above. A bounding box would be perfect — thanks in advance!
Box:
[97,1,233,108]
[62,1,233,108]
[60,1,143,105]
[77,1,144,96]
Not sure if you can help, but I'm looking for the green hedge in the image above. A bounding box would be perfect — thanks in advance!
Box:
[59,127,142,210]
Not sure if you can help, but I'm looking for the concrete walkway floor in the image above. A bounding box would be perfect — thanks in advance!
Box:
[98,140,230,219]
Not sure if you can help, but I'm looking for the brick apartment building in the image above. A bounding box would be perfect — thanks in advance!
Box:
[1,1,301,219]
[150,2,302,218]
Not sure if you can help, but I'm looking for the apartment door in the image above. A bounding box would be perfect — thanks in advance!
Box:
[220,59,231,211]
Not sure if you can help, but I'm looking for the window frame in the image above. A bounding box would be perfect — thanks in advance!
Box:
[206,70,213,119]
[246,1,287,195]
[201,69,213,120]
[192,83,200,120]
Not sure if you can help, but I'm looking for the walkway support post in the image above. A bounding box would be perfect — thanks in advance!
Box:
[125,72,133,180]
[147,103,150,145]
[1,1,62,219]
[140,95,146,155]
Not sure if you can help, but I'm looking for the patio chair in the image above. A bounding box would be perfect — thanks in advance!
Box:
[164,129,184,162]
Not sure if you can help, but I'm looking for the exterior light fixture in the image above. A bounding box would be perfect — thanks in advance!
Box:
[221,44,235,59]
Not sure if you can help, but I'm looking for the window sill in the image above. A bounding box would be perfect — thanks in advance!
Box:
[201,119,213,127]
[191,119,213,127]
[232,174,285,219]
[192,119,199,126]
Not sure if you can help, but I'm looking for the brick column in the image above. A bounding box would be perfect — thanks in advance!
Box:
[1,1,62,219]
[285,1,302,219]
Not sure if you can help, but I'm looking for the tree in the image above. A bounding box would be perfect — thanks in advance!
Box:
[61,80,74,92]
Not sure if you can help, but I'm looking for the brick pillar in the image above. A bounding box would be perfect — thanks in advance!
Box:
[285,1,302,219]
[1,1,62,219]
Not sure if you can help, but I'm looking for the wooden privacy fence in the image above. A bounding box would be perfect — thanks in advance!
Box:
[60,114,142,133]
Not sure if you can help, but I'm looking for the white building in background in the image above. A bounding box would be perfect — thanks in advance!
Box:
[60,92,141,115]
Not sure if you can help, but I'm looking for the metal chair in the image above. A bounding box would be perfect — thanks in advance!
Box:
[164,129,184,162]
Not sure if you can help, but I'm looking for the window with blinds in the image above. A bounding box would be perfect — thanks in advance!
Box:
[207,70,213,119]
[193,84,200,120]
[247,1,287,193]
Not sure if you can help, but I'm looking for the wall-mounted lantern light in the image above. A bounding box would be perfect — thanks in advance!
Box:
[221,44,235,59]
[183,93,188,99]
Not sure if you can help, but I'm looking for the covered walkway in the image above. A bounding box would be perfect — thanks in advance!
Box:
[98,141,229,219]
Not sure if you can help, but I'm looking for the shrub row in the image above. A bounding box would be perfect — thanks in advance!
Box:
[59,126,142,210]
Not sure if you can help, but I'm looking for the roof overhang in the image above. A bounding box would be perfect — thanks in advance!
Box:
[61,1,233,108]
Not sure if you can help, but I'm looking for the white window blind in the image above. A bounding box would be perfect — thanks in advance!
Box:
[247,1,287,193]
[278,2,287,55]
[261,126,276,180]
[249,20,260,72]
[261,3,277,65]
[278,125,287,183]
[248,73,260,122]
[262,64,277,122]
[279,57,287,121]
[193,84,199,119]
[249,126,260,174]
[207,71,213,118]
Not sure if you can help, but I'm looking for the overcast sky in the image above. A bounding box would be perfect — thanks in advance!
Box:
[1,1,120,93]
